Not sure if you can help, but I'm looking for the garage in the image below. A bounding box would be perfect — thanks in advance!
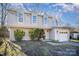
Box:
[58,32,69,42]
[52,27,70,42]
[22,29,30,40]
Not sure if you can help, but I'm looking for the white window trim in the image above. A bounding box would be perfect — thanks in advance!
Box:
[17,12,24,24]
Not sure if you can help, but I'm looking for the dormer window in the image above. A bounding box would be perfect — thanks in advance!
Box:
[17,12,23,22]
[32,16,36,24]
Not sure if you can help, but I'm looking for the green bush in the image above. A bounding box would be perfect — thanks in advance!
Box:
[14,29,25,42]
[0,26,9,38]
[29,28,45,41]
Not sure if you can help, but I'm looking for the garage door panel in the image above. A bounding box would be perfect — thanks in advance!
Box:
[23,30,30,40]
[59,33,69,42]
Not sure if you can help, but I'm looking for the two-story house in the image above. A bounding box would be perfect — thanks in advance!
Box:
[4,8,53,41]
[0,6,71,42]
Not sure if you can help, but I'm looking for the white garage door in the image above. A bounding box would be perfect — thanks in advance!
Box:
[23,30,30,40]
[59,32,69,42]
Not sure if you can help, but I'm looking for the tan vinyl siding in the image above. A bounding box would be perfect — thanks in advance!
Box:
[48,17,52,26]
[24,13,31,25]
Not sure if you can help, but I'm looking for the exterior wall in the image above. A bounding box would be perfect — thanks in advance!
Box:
[37,15,43,27]
[9,27,52,41]
[22,29,31,40]
[50,28,70,42]
[9,27,70,42]
[49,29,55,40]
[44,29,50,40]
[73,33,79,39]
[4,10,53,41]
[48,17,52,27]
[8,28,15,41]
[24,13,31,25]
[6,11,17,26]
[8,27,31,41]
[56,28,69,42]
[6,10,53,29]
[0,9,71,42]
[73,33,78,38]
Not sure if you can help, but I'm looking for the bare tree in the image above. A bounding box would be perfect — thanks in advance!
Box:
[0,3,8,26]
[0,3,9,41]
[0,3,26,56]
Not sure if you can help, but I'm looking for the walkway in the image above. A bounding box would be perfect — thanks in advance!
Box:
[46,41,79,46]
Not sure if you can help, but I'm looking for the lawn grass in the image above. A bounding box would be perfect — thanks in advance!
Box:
[14,40,79,56]
[70,40,79,42]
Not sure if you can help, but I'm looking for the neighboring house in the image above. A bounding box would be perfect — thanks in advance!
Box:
[0,8,71,42]
[73,32,79,39]
[70,28,79,39]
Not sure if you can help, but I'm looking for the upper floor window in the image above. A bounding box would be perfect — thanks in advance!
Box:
[32,16,36,24]
[17,13,23,22]
[52,20,56,26]
[43,17,48,24]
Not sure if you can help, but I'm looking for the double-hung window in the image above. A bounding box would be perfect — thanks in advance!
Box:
[32,16,36,24]
[17,12,23,23]
[44,16,48,25]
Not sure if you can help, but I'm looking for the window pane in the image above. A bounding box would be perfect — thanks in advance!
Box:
[44,17,48,24]
[17,13,23,22]
[32,16,36,23]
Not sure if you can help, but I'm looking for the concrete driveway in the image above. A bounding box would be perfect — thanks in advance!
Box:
[46,41,79,46]
[64,42,79,46]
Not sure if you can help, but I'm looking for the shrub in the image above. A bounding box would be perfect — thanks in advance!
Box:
[14,29,25,42]
[29,28,45,41]
[0,26,9,46]
[0,26,9,38]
